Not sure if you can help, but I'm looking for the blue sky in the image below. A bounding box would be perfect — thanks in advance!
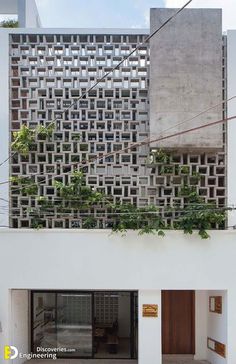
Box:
[35,0,165,28]
[1,0,234,30]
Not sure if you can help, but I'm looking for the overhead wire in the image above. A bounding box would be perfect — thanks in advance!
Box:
[4,200,236,206]
[0,206,233,218]
[0,0,232,210]
[4,113,236,195]
[0,0,192,170]
[1,93,234,188]
[0,0,231,223]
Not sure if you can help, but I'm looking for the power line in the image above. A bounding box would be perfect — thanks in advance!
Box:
[1,206,232,218]
[0,200,231,216]
[5,113,235,195]
[0,0,230,224]
[0,153,17,168]
[0,207,231,218]
[158,96,234,136]
[0,198,9,202]
[1,92,233,187]
[3,205,231,213]
[4,200,233,206]
[0,226,232,229]
[0,0,192,170]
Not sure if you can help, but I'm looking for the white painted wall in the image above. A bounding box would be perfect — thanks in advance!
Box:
[10,290,29,364]
[195,290,208,360]
[227,30,236,228]
[195,290,227,364]
[18,0,41,28]
[0,289,10,362]
[0,229,235,290]
[207,290,227,364]
[0,230,235,363]
[227,289,236,364]
[138,290,161,364]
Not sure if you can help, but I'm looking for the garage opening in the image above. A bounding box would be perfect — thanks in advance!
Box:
[31,290,138,359]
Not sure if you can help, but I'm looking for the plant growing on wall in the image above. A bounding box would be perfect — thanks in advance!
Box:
[180,165,190,174]
[11,176,38,195]
[37,124,55,139]
[12,123,55,155]
[160,165,174,175]
[12,125,35,156]
[175,185,226,238]
[146,149,171,164]
[10,133,226,238]
[109,203,165,236]
[82,217,97,229]
[52,169,105,207]
[13,168,226,238]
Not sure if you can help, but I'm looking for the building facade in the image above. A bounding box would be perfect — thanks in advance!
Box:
[1,4,236,364]
[2,8,227,231]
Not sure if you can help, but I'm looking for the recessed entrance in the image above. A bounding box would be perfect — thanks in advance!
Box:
[162,290,195,354]
[31,290,138,359]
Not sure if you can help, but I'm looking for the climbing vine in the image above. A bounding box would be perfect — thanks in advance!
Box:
[12,123,55,155]
[10,129,227,238]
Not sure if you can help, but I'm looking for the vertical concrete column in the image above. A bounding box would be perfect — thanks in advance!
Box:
[138,290,162,364]
[227,31,236,228]
[0,30,9,227]
[20,0,42,28]
[227,289,236,364]
[17,0,26,28]
[194,290,208,361]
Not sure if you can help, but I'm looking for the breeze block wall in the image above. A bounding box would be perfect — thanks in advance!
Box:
[9,22,227,228]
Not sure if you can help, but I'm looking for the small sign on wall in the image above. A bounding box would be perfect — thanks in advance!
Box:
[207,337,226,358]
[142,304,158,317]
[209,296,222,314]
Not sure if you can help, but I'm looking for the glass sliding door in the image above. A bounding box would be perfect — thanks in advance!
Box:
[32,290,138,359]
[94,291,134,359]
[32,292,57,352]
[57,293,93,357]
[32,291,93,358]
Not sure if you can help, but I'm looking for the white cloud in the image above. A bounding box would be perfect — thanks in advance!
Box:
[164,0,236,30]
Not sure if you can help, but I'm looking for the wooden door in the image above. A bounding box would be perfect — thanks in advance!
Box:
[162,290,195,354]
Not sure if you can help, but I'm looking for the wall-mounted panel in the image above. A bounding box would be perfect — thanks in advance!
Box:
[207,337,226,358]
[209,296,222,314]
